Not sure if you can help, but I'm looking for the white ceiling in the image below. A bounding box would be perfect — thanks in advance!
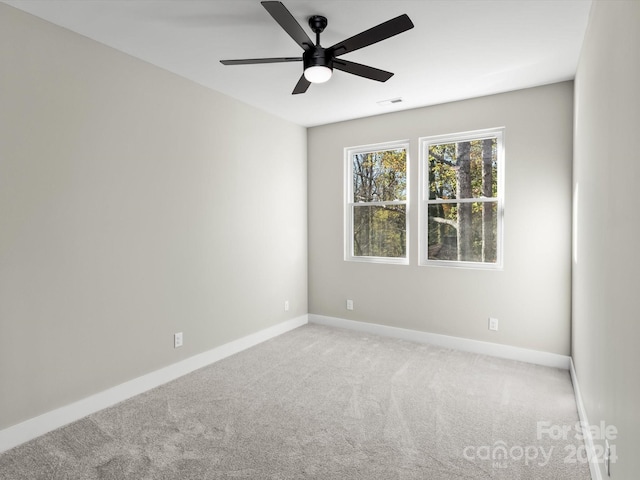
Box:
[4,0,592,127]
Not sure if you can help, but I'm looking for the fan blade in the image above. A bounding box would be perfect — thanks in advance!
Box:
[292,74,311,94]
[220,57,302,65]
[333,59,394,82]
[261,1,313,51]
[329,14,414,57]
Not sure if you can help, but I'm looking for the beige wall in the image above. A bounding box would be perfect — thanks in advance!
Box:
[308,82,574,355]
[573,1,640,478]
[0,4,307,429]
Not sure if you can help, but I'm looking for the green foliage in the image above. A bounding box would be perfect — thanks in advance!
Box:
[428,140,497,200]
[353,205,406,257]
[353,149,407,202]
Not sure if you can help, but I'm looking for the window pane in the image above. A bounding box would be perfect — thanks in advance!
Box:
[427,202,497,263]
[353,149,407,202]
[428,138,497,200]
[353,205,406,258]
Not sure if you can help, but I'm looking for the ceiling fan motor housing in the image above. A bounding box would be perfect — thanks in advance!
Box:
[303,47,333,71]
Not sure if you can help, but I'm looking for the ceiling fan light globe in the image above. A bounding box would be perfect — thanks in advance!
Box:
[304,66,332,83]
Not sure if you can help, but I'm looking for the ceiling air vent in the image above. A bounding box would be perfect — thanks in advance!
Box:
[377,97,403,106]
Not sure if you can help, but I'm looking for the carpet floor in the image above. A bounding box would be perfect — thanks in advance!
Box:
[0,324,591,479]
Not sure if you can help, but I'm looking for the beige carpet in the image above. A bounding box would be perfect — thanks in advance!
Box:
[0,323,591,479]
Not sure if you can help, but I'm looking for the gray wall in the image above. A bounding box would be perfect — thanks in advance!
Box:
[308,82,574,355]
[572,1,640,478]
[0,4,307,430]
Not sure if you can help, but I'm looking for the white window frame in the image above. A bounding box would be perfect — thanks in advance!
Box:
[418,128,505,270]
[344,140,410,265]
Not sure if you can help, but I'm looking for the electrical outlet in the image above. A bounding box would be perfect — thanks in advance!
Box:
[284,300,290,311]
[174,332,183,348]
[346,299,354,310]
[489,317,499,331]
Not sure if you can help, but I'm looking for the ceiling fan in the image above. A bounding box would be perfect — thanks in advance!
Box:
[220,1,414,94]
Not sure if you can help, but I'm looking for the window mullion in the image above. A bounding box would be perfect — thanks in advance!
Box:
[426,198,498,205]
[350,201,407,207]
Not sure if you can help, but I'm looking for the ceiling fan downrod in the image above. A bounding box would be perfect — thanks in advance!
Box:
[304,15,332,81]
[308,15,327,46]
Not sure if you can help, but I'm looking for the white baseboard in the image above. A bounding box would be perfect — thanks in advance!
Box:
[309,314,571,369]
[570,358,602,480]
[0,315,308,454]
[0,314,574,456]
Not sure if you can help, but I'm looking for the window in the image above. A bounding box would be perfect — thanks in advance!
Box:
[345,141,409,264]
[419,128,504,269]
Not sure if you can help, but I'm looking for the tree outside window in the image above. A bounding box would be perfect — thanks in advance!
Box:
[345,141,409,264]
[420,129,504,268]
